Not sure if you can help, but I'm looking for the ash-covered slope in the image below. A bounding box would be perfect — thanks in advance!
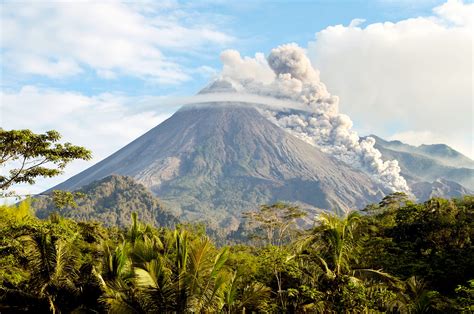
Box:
[52,103,386,229]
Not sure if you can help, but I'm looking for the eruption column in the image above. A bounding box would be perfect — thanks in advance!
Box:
[216,43,410,193]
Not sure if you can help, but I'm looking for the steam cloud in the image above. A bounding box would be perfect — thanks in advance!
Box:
[206,43,410,193]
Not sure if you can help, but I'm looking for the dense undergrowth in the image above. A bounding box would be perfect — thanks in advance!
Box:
[0,195,473,313]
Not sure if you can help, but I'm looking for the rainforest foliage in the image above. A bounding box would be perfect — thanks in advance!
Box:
[0,195,473,313]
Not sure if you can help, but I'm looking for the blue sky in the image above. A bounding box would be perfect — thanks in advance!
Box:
[1,0,472,195]
[1,0,448,97]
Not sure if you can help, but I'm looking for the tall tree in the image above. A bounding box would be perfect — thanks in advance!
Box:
[243,202,306,246]
[0,129,91,197]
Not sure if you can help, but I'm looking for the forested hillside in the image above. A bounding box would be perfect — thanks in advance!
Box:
[33,175,178,228]
[1,195,472,312]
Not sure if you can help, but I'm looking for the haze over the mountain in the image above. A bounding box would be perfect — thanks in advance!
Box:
[51,103,389,229]
[369,135,474,191]
[410,178,472,202]
[371,135,474,170]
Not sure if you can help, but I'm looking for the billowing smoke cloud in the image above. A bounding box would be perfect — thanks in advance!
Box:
[207,43,410,193]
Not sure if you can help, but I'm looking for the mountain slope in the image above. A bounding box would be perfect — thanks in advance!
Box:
[370,135,474,169]
[35,175,178,228]
[417,144,474,169]
[368,135,474,191]
[51,103,387,229]
[410,178,472,202]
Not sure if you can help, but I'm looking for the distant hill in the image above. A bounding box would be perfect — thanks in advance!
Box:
[370,136,474,169]
[417,144,474,169]
[367,135,474,191]
[411,178,472,202]
[34,175,178,228]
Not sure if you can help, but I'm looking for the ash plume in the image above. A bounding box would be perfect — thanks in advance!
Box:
[206,43,410,193]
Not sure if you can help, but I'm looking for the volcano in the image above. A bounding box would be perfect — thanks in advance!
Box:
[51,102,387,229]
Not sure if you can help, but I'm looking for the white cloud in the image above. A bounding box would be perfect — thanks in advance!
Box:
[220,50,275,83]
[307,0,473,158]
[0,0,233,83]
[0,86,175,195]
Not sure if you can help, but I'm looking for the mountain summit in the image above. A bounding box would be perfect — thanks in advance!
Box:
[51,102,387,229]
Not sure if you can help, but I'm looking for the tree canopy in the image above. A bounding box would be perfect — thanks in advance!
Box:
[0,129,91,197]
[0,195,472,312]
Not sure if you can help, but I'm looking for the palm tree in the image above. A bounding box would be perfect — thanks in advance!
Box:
[186,236,229,312]
[296,211,402,312]
[130,229,231,313]
[134,256,176,312]
[222,270,271,313]
[11,231,80,313]
[131,232,176,312]
[173,229,189,312]
[96,243,143,313]
[395,276,438,313]
[126,212,154,246]
[125,229,189,312]
[299,211,362,278]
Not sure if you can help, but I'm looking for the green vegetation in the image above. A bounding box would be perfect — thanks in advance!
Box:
[0,129,92,197]
[0,195,472,313]
[0,130,472,311]
[33,175,179,229]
